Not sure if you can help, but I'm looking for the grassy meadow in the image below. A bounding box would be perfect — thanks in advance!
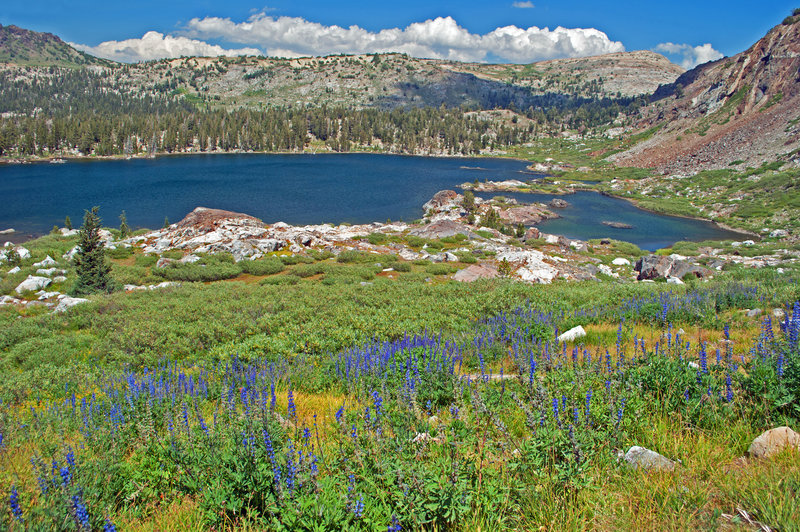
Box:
[1,230,799,530]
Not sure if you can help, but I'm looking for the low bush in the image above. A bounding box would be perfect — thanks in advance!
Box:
[240,257,285,276]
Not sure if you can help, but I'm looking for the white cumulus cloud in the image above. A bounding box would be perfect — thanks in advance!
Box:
[654,42,723,69]
[70,31,262,63]
[183,13,625,63]
[513,1,535,8]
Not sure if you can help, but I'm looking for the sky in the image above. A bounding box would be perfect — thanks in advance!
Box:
[1,1,796,68]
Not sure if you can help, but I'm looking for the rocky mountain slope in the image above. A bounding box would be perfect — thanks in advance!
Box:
[0,24,114,68]
[612,15,800,173]
[102,50,681,110]
[0,24,682,110]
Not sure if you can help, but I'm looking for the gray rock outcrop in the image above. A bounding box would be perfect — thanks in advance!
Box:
[623,446,676,471]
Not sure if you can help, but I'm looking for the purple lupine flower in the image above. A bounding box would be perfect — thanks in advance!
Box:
[60,466,72,486]
[72,494,90,530]
[287,388,297,421]
[552,397,561,428]
[616,398,626,426]
[725,374,733,402]
[103,518,117,532]
[335,404,345,424]
[585,389,592,420]
[372,391,383,422]
[387,514,402,532]
[9,485,22,521]
[262,430,281,487]
[353,496,365,518]
[699,342,708,374]
[285,439,297,492]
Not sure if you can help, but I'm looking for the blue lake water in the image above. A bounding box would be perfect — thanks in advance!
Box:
[1,153,741,250]
[478,190,744,251]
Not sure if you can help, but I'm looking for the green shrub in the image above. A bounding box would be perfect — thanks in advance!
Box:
[154,255,241,282]
[456,252,477,264]
[240,257,285,276]
[367,232,388,245]
[134,254,158,267]
[259,275,300,286]
[161,250,184,260]
[292,263,328,278]
[309,249,335,261]
[106,246,134,260]
[426,263,458,276]
[389,261,412,272]
[405,235,426,248]
[280,254,315,265]
[336,250,373,263]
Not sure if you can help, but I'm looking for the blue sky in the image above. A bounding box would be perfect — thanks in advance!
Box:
[1,1,796,66]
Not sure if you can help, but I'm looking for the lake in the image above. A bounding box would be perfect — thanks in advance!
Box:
[477,190,744,251]
[0,153,741,250]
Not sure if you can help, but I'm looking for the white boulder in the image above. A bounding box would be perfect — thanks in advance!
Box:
[54,296,89,313]
[557,325,586,343]
[33,255,57,268]
[15,275,52,294]
[612,257,631,266]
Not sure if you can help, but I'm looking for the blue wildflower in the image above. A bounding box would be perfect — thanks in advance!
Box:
[9,485,22,521]
[72,494,90,530]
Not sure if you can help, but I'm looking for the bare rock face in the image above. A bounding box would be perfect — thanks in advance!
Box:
[748,426,800,458]
[522,227,541,241]
[634,255,711,281]
[176,207,262,231]
[613,19,800,172]
[409,220,475,240]
[497,204,555,225]
[423,190,461,213]
[454,264,499,282]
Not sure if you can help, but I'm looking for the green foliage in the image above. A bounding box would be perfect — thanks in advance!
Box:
[154,254,240,282]
[118,210,131,238]
[239,257,285,276]
[279,254,314,266]
[64,215,72,230]
[337,250,377,264]
[456,251,478,264]
[71,206,113,296]
[366,232,388,245]
[425,263,457,276]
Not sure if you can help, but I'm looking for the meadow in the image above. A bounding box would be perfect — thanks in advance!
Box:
[1,232,799,530]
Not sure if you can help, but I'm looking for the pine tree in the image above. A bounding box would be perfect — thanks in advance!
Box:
[119,210,130,238]
[163,216,170,229]
[71,207,112,296]
[64,215,72,230]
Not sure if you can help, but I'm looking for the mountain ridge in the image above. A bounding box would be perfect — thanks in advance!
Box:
[611,16,800,172]
[0,24,115,68]
[0,23,683,108]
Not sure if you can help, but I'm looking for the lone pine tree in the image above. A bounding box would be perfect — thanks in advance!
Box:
[72,206,112,295]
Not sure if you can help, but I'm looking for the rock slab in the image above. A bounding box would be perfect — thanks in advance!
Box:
[624,446,676,471]
[748,426,800,458]
[557,325,586,343]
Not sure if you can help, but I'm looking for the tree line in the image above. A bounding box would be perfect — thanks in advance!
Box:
[0,66,645,157]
